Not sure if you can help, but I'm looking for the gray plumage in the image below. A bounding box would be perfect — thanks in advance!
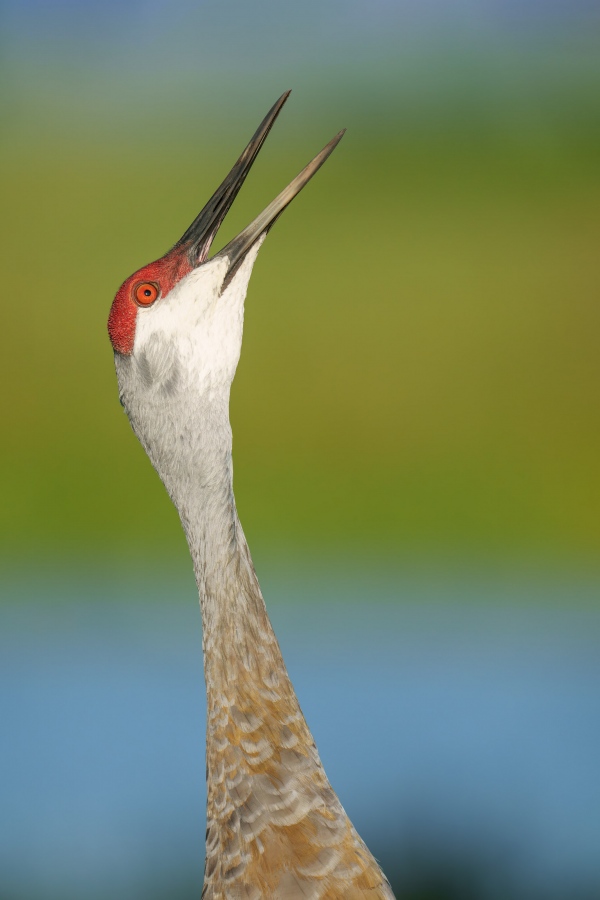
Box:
[109,94,395,899]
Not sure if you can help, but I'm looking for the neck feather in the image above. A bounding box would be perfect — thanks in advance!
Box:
[150,395,298,731]
[128,385,392,897]
[115,285,393,894]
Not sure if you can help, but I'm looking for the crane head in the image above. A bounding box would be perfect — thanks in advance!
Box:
[108,93,344,401]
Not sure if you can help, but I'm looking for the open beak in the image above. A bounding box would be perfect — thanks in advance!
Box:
[175,91,345,288]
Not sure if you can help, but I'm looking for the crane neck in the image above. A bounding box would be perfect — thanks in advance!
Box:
[130,387,393,898]
[163,397,293,721]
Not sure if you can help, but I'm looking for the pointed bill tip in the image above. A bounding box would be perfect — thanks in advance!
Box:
[174,91,293,264]
[216,126,346,288]
[268,89,292,120]
[307,127,346,170]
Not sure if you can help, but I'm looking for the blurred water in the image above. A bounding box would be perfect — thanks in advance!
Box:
[1,566,599,899]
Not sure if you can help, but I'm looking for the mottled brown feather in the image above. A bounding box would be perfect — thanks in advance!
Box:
[198,534,395,899]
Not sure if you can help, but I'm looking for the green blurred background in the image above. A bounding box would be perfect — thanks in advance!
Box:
[2,2,600,899]
[2,1,600,575]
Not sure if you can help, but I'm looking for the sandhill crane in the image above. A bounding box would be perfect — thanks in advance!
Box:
[108,92,395,900]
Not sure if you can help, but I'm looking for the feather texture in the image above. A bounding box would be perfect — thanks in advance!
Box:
[112,161,395,900]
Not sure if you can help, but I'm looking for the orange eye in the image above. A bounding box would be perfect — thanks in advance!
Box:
[134,282,159,306]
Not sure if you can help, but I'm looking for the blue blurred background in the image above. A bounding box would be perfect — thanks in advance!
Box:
[1,2,600,898]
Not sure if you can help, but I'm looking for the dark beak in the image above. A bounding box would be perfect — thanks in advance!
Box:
[175,92,345,288]
[215,128,345,288]
[175,91,291,265]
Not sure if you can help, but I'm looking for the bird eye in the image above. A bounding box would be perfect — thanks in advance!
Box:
[134,282,160,307]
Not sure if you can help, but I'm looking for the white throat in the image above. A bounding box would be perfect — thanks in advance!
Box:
[133,238,264,399]
[114,240,266,574]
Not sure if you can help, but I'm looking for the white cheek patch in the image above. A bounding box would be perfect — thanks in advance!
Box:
[132,240,265,396]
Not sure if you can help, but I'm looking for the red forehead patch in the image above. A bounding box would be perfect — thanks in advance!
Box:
[107,248,193,355]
